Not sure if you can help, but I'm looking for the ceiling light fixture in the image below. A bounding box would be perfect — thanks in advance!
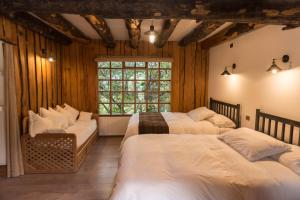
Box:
[144,20,158,44]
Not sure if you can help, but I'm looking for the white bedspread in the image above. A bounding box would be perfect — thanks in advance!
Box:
[111,134,300,200]
[124,112,226,141]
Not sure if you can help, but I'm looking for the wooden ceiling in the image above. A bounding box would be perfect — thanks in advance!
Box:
[1,0,299,48]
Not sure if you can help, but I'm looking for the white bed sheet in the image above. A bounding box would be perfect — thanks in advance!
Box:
[124,112,228,141]
[111,134,300,200]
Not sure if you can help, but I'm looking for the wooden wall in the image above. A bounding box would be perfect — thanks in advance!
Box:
[61,40,209,113]
[1,15,209,134]
[0,16,63,134]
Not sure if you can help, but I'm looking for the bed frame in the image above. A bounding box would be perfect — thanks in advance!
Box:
[209,98,241,128]
[255,109,300,146]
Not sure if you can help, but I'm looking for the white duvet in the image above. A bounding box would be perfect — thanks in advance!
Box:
[111,134,300,200]
[124,112,229,141]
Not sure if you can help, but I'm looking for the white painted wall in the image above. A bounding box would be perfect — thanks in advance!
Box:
[0,41,6,165]
[209,25,300,128]
[99,116,130,136]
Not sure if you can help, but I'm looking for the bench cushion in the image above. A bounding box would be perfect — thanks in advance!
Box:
[65,119,97,148]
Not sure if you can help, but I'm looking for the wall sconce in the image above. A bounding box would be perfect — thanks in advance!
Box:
[48,55,55,63]
[267,55,290,74]
[41,49,47,58]
[221,63,236,76]
[41,48,55,62]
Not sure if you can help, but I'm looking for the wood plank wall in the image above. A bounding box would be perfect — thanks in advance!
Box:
[61,40,209,113]
[0,16,63,134]
[1,15,209,134]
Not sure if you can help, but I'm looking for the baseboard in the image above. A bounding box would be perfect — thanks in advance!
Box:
[0,165,7,177]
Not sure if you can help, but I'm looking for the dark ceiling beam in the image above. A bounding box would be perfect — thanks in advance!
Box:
[84,15,115,48]
[179,21,223,46]
[2,0,300,25]
[201,23,265,49]
[155,19,179,48]
[34,13,90,43]
[282,24,300,30]
[124,19,142,49]
[1,12,72,45]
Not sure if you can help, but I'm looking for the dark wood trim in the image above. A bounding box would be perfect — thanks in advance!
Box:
[33,13,90,43]
[255,109,300,146]
[209,98,241,128]
[155,19,179,48]
[201,23,264,49]
[84,15,115,48]
[179,21,223,46]
[124,19,142,49]
[0,38,17,45]
[1,12,72,45]
[95,56,173,62]
[3,0,300,26]
[0,165,7,177]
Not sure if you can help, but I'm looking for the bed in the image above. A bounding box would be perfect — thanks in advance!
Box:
[110,110,300,200]
[124,98,240,141]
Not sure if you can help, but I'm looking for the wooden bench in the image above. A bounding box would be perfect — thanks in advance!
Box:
[21,114,99,174]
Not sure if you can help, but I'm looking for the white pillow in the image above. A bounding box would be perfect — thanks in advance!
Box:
[56,105,75,126]
[208,114,236,128]
[273,145,300,175]
[40,107,68,129]
[78,111,93,121]
[187,107,216,121]
[218,128,290,161]
[64,103,79,122]
[28,110,53,137]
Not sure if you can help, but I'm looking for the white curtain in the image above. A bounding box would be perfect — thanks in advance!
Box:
[0,42,6,167]
[3,42,24,177]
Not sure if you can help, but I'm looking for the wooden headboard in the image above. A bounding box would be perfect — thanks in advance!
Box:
[209,98,241,128]
[255,109,300,146]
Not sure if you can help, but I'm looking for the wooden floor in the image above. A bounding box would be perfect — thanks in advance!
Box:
[0,136,123,200]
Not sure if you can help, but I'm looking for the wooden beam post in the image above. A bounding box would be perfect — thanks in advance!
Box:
[124,19,142,49]
[201,23,264,49]
[2,12,72,45]
[34,13,90,43]
[84,15,115,48]
[179,21,223,46]
[155,19,179,48]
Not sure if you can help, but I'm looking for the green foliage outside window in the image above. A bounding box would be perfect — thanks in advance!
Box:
[98,61,172,115]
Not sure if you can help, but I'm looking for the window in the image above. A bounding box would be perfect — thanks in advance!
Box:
[98,60,172,115]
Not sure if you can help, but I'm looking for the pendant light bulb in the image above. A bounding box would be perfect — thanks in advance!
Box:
[149,33,156,43]
[144,20,158,44]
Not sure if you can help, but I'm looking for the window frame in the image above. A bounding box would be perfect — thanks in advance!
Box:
[96,57,173,116]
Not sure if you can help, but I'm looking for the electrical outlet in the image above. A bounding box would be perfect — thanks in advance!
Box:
[245,115,250,121]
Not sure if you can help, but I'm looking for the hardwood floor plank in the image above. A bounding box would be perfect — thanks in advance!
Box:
[0,136,123,200]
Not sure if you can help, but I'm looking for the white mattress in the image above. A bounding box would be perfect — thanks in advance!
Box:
[124,112,231,141]
[65,119,97,147]
[111,134,300,200]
